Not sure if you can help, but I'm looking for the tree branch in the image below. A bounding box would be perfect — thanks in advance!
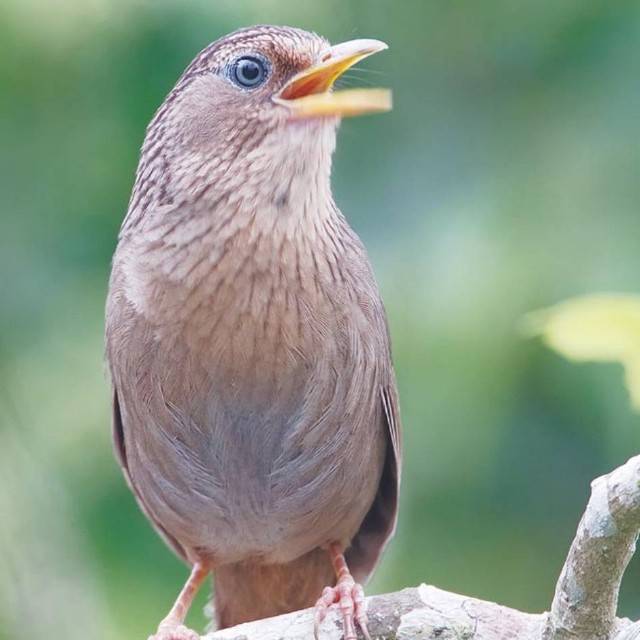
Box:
[205,584,546,640]
[544,455,640,640]
[201,455,640,640]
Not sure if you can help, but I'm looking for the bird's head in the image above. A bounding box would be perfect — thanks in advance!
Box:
[130,25,390,225]
[174,25,390,128]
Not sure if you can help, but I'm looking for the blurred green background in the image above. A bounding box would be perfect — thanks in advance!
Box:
[1,1,639,638]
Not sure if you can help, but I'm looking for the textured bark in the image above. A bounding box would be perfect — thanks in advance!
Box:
[198,455,640,640]
[543,456,640,640]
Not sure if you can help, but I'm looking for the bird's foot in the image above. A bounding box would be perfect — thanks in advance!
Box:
[314,575,370,640]
[148,618,200,640]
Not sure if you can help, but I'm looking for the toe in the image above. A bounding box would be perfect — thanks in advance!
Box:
[353,583,371,640]
[314,586,337,639]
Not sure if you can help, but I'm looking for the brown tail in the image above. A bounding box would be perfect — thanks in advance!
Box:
[213,548,335,629]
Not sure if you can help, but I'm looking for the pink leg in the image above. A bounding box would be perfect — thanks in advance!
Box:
[149,562,209,640]
[314,543,371,640]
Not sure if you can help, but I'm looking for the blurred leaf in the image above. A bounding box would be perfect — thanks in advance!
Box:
[525,294,640,411]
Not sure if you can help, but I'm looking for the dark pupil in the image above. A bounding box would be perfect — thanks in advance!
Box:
[235,58,264,87]
[240,61,259,81]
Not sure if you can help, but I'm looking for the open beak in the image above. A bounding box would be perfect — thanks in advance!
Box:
[274,39,392,119]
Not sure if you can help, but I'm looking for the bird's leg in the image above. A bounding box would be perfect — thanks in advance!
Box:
[149,562,209,640]
[314,543,371,640]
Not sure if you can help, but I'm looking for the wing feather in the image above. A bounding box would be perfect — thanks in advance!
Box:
[112,387,189,563]
[346,382,402,582]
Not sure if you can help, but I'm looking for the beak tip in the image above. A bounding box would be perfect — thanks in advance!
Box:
[354,38,389,54]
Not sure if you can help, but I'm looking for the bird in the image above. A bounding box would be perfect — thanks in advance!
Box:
[105,24,401,640]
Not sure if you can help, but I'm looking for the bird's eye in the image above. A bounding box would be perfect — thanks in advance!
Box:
[231,56,269,88]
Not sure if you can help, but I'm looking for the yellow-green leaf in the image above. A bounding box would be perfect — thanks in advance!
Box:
[524,294,640,411]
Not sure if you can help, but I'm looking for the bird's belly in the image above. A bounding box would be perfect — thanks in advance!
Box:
[201,415,385,565]
[126,361,386,565]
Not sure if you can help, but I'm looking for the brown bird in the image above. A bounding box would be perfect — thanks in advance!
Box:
[105,25,401,640]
